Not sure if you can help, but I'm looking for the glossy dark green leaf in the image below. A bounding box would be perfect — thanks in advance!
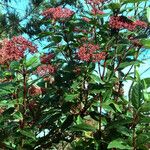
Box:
[19,129,36,140]
[140,102,150,112]
[2,107,15,115]
[118,60,141,69]
[61,115,74,130]
[121,0,147,3]
[140,39,150,48]
[89,111,99,121]
[38,110,61,124]
[131,82,143,109]
[140,116,150,123]
[26,55,39,68]
[52,35,62,43]
[71,123,96,131]
[108,3,120,11]
[137,133,150,145]
[13,111,23,120]
[65,94,78,102]
[10,61,20,70]
[108,139,132,149]
[147,7,150,22]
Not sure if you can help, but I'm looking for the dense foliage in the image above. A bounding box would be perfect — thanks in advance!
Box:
[0,0,150,149]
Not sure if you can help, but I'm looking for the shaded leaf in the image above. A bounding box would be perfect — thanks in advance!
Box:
[131,82,143,109]
[61,115,74,130]
[71,123,96,131]
[19,129,36,140]
[121,0,147,3]
[140,39,150,48]
[147,7,150,22]
[108,139,132,149]
[140,102,150,112]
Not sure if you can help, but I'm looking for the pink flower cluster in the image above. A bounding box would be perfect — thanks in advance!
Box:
[134,20,147,28]
[74,27,88,34]
[87,0,105,5]
[91,8,105,15]
[128,36,142,47]
[109,16,147,30]
[28,85,42,96]
[77,43,106,62]
[36,64,55,76]
[40,53,55,64]
[82,17,91,22]
[42,6,74,20]
[0,36,37,64]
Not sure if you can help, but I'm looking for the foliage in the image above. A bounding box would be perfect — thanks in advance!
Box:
[0,0,150,150]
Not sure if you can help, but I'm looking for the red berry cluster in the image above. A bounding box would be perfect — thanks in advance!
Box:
[36,64,55,76]
[28,85,42,96]
[0,36,37,64]
[77,43,106,62]
[109,16,147,30]
[134,20,147,28]
[42,6,74,20]
[87,0,105,5]
[82,17,91,22]
[40,53,55,64]
[91,8,105,15]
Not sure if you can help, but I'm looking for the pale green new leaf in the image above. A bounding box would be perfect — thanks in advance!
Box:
[108,139,132,149]
[147,7,150,22]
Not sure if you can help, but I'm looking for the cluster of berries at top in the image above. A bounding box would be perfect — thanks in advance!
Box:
[77,43,106,62]
[0,36,37,64]
[42,6,74,20]
[109,16,147,30]
[36,53,55,77]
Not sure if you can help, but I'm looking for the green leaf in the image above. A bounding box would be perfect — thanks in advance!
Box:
[38,111,61,124]
[102,100,122,113]
[116,126,130,137]
[65,94,78,102]
[147,7,150,22]
[89,74,105,84]
[89,111,99,121]
[143,92,150,101]
[3,107,15,116]
[13,111,23,120]
[26,55,39,68]
[140,39,150,48]
[131,82,143,109]
[108,139,132,149]
[0,98,22,107]
[140,102,150,112]
[19,129,36,140]
[113,103,122,113]
[121,0,147,3]
[38,32,52,38]
[52,35,62,43]
[108,3,120,11]
[140,116,150,123]
[108,118,132,127]
[43,42,55,49]
[10,61,20,70]
[3,141,15,149]
[119,60,141,69]
[71,123,96,131]
[76,116,83,124]
[61,115,74,130]
[137,133,150,145]
[141,78,150,89]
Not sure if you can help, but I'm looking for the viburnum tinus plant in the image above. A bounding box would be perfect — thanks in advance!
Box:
[1,0,150,149]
